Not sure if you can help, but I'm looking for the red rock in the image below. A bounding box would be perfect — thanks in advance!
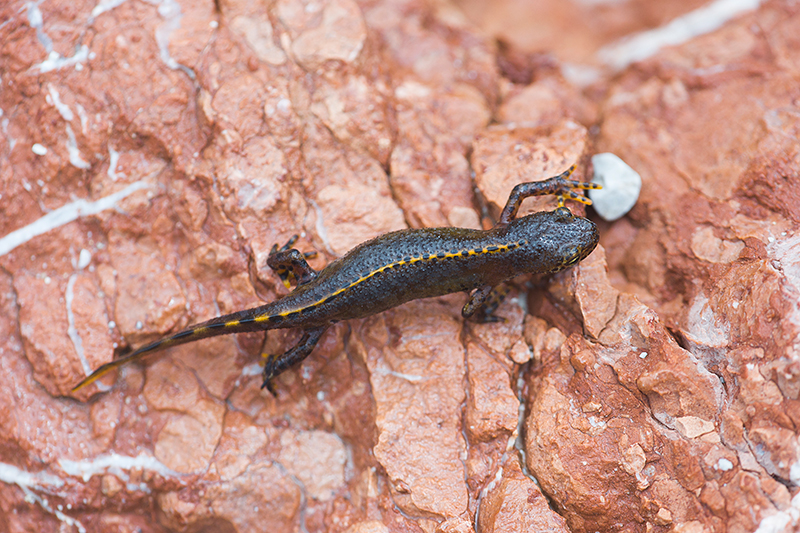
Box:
[2,0,799,531]
[15,270,90,396]
[351,300,469,518]
[109,233,188,343]
[498,77,598,129]
[478,457,569,533]
[390,82,488,229]
[144,358,226,474]
[278,429,347,501]
[472,120,589,220]
[455,0,715,66]
[464,340,518,443]
[277,0,367,70]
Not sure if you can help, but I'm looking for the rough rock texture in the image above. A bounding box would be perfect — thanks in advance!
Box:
[1,0,798,532]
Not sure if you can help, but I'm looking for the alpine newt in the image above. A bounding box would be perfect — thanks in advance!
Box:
[73,166,600,394]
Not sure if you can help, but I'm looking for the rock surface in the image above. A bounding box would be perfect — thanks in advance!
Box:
[1,0,798,532]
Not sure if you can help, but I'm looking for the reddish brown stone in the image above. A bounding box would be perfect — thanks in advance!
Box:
[472,121,589,221]
[351,300,469,518]
[2,0,799,532]
[455,0,712,65]
[478,457,569,533]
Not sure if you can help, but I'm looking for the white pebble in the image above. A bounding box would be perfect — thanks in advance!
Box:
[589,153,641,221]
[78,248,92,269]
[716,458,733,471]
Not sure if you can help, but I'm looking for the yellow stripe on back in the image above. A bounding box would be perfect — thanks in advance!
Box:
[252,240,525,323]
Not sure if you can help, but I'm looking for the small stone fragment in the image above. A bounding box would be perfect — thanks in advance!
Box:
[589,152,641,221]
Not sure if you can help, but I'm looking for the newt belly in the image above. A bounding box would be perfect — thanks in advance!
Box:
[73,166,600,394]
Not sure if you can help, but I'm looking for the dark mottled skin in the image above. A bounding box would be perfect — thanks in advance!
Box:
[274,212,596,324]
[73,168,600,394]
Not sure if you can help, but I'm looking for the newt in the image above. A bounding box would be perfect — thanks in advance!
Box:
[73,166,600,394]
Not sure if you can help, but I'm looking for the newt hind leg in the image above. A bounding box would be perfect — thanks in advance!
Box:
[262,325,328,395]
[267,235,319,288]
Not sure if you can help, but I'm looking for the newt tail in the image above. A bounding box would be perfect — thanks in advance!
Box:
[71,309,274,392]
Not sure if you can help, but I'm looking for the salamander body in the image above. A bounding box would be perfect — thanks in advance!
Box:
[74,167,600,394]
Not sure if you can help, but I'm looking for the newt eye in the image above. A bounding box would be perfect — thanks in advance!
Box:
[554,207,573,221]
[562,246,582,266]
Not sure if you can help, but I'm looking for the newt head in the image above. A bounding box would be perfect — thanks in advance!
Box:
[507,207,599,275]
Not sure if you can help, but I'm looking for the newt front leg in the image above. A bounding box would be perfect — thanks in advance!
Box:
[498,165,600,225]
[268,235,319,288]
